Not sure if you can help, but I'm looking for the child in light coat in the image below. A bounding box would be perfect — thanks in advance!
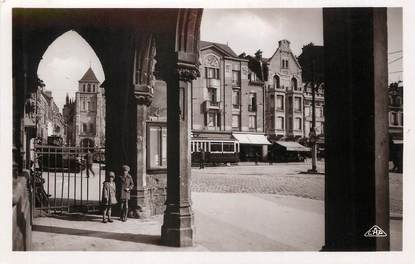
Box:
[101,171,117,223]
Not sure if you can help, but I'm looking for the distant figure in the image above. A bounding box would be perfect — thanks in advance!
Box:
[199,147,205,169]
[85,150,95,178]
[268,151,273,165]
[116,165,134,222]
[101,171,117,223]
[255,152,260,165]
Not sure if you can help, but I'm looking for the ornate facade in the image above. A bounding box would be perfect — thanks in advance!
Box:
[264,39,305,140]
[191,41,269,161]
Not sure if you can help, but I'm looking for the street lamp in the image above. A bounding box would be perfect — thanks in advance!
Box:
[308,60,318,173]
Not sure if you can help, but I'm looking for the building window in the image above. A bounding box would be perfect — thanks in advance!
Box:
[282,59,289,69]
[207,112,219,127]
[291,78,298,91]
[232,89,240,109]
[249,115,257,130]
[273,75,280,89]
[294,97,301,112]
[87,101,91,111]
[294,117,302,130]
[232,114,240,129]
[248,93,257,112]
[305,106,310,117]
[391,112,399,126]
[276,117,284,130]
[206,67,219,79]
[318,107,324,117]
[400,112,403,126]
[232,70,241,87]
[83,84,86,91]
[87,84,91,92]
[82,100,86,110]
[82,123,87,133]
[89,123,95,134]
[147,124,167,170]
[208,88,217,103]
[276,95,284,110]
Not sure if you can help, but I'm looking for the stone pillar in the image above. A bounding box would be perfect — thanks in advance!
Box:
[133,87,153,218]
[161,62,198,247]
[322,8,390,251]
[262,144,268,161]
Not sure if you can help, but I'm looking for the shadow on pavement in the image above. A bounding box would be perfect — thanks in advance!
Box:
[46,213,103,222]
[32,224,161,245]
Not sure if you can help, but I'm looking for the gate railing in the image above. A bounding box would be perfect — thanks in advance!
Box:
[31,144,105,215]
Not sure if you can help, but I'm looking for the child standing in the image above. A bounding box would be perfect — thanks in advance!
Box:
[116,165,134,222]
[101,171,117,223]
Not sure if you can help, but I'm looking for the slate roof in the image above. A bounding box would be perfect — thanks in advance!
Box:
[200,41,238,57]
[79,67,99,83]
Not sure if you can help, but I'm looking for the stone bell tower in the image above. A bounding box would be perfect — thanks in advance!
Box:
[74,67,105,147]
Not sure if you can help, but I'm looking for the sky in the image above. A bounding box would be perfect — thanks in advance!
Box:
[37,8,402,111]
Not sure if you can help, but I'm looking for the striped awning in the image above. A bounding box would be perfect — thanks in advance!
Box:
[275,141,310,152]
[232,133,271,145]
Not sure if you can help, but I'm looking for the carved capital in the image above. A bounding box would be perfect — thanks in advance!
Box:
[134,84,153,106]
[177,62,200,82]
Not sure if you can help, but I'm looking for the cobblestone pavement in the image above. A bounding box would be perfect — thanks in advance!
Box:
[191,160,403,214]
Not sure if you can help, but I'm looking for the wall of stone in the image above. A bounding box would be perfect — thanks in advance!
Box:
[146,172,167,215]
[12,172,32,251]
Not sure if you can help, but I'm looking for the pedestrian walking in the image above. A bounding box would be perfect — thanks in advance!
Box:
[85,149,95,178]
[101,171,117,223]
[199,147,205,169]
[116,165,134,222]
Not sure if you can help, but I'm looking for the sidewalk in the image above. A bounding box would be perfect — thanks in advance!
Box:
[32,192,402,251]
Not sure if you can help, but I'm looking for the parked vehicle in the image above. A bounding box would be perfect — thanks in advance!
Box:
[35,145,85,173]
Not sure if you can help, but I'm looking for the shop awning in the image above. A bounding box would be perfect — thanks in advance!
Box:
[232,133,271,145]
[275,141,310,152]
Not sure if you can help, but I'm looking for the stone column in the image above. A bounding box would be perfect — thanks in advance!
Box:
[161,62,198,247]
[133,87,153,218]
[322,8,389,251]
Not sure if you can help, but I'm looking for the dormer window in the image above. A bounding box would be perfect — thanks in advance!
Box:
[87,84,91,92]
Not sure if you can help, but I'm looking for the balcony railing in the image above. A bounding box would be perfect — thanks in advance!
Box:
[206,78,220,88]
[232,80,241,87]
[203,100,220,112]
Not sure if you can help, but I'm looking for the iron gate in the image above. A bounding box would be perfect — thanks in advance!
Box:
[31,144,105,215]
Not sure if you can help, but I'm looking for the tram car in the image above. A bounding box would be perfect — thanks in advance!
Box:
[191,139,240,165]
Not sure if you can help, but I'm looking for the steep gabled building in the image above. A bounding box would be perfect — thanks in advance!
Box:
[265,39,304,140]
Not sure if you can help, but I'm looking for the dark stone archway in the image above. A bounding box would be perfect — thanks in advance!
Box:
[12,8,202,249]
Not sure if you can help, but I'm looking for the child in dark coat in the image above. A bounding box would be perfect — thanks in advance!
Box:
[116,165,134,222]
[101,171,117,223]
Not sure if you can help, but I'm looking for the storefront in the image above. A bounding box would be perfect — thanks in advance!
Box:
[232,133,271,161]
[270,141,310,162]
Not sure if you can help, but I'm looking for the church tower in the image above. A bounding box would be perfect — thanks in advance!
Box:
[74,67,106,147]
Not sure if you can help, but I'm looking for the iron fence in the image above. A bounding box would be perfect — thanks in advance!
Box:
[31,144,105,215]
